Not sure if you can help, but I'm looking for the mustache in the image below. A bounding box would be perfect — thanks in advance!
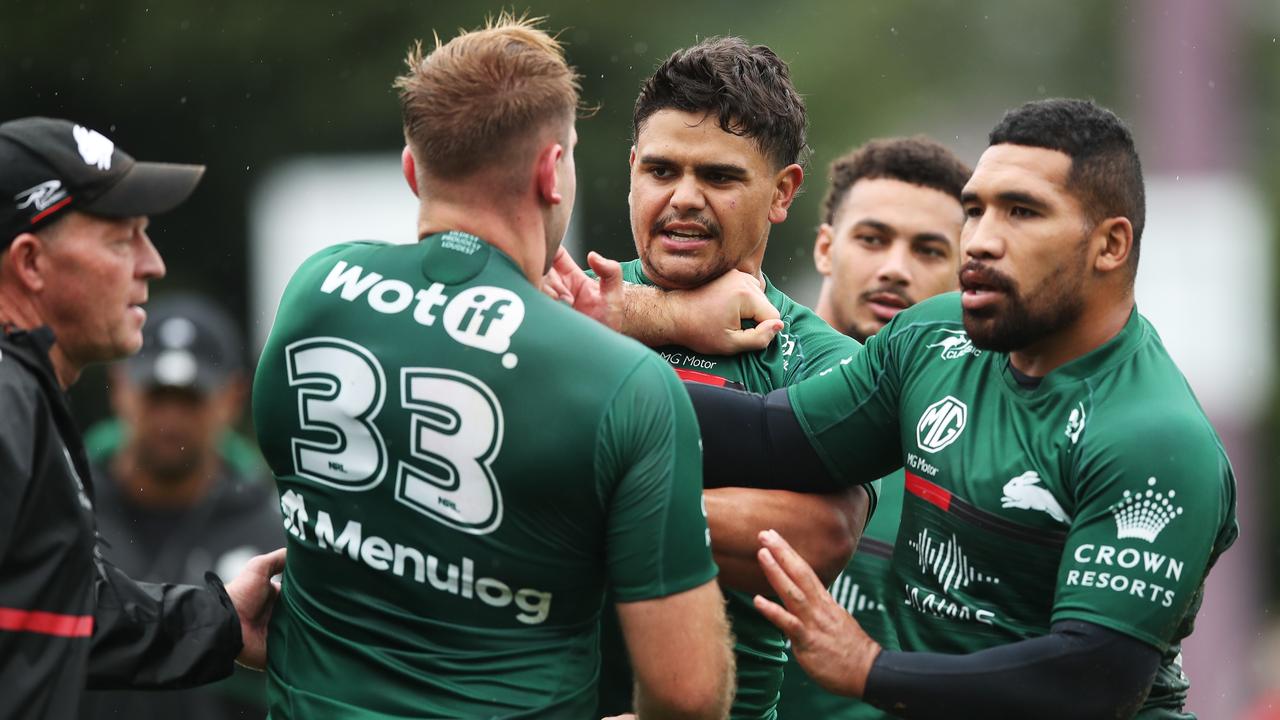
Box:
[859,284,914,307]
[651,212,721,238]
[959,261,1017,294]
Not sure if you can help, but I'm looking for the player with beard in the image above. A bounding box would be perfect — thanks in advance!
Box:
[583,37,871,720]
[677,99,1238,719]
[777,136,968,720]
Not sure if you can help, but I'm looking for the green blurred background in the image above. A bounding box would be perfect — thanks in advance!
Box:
[5,0,1279,716]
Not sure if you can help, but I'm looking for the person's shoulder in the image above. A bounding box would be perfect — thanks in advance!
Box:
[893,292,963,329]
[0,337,43,402]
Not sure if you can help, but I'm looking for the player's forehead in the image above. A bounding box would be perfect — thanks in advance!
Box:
[634,108,770,173]
[963,144,1071,203]
[834,177,963,243]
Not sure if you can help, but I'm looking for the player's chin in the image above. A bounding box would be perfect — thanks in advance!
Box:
[648,253,721,290]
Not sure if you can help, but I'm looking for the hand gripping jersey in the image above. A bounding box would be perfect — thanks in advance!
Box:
[789,293,1238,718]
[253,233,716,719]
[776,475,900,720]
[597,260,863,720]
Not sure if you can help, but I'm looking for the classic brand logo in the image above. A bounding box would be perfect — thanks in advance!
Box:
[1110,477,1184,543]
[916,395,967,453]
[73,125,114,170]
[926,329,980,360]
[1001,470,1071,524]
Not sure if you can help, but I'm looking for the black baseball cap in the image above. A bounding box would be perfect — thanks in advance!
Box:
[123,294,245,394]
[0,117,205,245]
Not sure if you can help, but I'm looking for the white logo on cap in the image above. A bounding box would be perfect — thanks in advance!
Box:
[15,180,68,212]
[154,349,198,386]
[73,125,114,170]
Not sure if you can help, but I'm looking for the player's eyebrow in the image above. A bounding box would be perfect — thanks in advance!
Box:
[996,190,1051,211]
[851,218,894,236]
[637,154,749,179]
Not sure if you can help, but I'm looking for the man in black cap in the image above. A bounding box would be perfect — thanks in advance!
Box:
[0,117,284,720]
[81,294,285,720]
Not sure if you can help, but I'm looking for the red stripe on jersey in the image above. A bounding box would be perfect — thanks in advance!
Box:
[0,607,93,637]
[31,196,73,224]
[674,368,729,387]
[906,471,952,512]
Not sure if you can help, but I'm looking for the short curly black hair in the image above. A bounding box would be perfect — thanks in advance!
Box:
[633,36,808,170]
[821,136,971,225]
[989,98,1145,265]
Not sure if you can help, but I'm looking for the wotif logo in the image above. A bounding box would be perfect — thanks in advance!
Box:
[443,287,523,354]
[916,396,967,453]
[320,260,525,362]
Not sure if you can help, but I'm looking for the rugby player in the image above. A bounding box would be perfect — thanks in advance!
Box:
[251,16,733,718]
[578,37,871,720]
[776,136,969,720]
[683,98,1238,718]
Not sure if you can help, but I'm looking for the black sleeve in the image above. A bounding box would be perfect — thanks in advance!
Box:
[85,553,243,690]
[863,620,1161,719]
[682,381,844,493]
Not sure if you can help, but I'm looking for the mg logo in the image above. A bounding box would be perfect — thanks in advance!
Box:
[917,396,967,453]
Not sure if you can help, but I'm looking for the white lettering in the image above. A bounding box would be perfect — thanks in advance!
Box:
[320,261,382,300]
[1074,544,1094,563]
[476,577,512,607]
[413,284,449,326]
[314,511,361,561]
[394,544,425,582]
[361,535,393,570]
[367,280,414,314]
[1117,548,1140,569]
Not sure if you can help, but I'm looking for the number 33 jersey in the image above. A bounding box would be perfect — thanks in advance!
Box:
[788,293,1238,718]
[253,233,716,719]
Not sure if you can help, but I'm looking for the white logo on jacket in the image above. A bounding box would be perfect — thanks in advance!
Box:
[916,396,967,453]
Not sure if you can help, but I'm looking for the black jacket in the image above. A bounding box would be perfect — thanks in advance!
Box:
[0,327,243,720]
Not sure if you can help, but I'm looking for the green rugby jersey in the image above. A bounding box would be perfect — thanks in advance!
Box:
[777,475,900,720]
[252,233,717,719]
[597,259,862,720]
[789,293,1238,718]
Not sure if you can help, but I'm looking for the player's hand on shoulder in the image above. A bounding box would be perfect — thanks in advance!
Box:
[671,270,782,355]
[542,246,624,331]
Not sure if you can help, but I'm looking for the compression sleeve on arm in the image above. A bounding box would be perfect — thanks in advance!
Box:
[682,381,843,494]
[863,620,1161,720]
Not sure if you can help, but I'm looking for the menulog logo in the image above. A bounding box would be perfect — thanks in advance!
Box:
[916,395,967,453]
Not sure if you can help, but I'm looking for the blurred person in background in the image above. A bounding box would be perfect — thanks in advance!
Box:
[82,293,284,720]
[776,136,968,720]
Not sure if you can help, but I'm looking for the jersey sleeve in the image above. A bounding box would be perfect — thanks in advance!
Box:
[786,316,906,488]
[598,354,718,603]
[785,308,863,384]
[1051,412,1236,651]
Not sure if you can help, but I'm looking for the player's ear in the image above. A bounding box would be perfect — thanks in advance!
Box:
[3,232,48,293]
[401,146,419,197]
[1092,216,1133,275]
[535,140,565,206]
[768,164,805,225]
[628,146,637,170]
[813,223,835,276]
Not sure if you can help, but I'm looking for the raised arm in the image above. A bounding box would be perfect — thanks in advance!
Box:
[544,247,781,354]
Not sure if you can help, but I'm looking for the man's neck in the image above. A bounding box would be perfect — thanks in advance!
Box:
[417,199,545,285]
[0,288,78,388]
[112,447,219,510]
[1008,292,1134,378]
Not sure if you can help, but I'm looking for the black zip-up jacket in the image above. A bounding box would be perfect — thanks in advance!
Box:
[0,327,243,719]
